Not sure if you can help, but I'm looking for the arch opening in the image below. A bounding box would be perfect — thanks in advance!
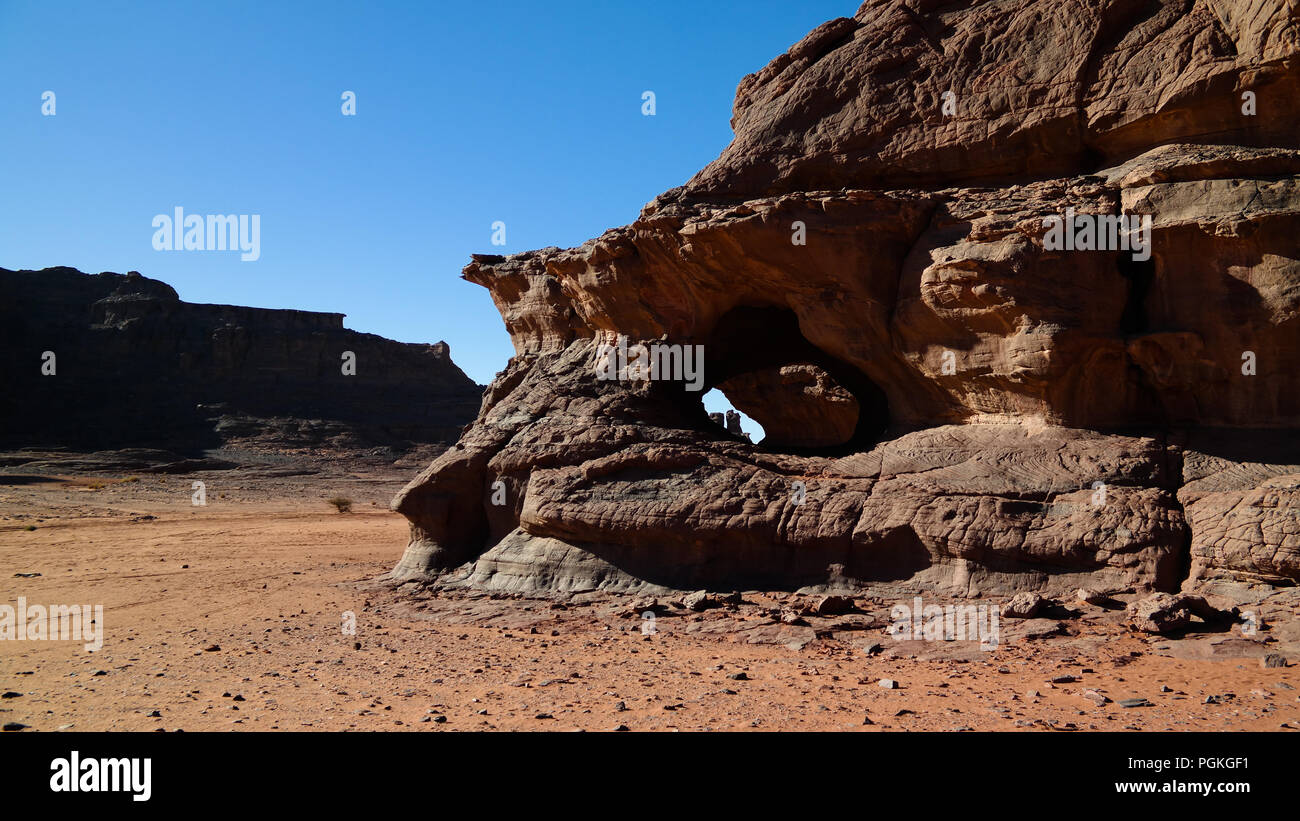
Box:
[681,305,890,455]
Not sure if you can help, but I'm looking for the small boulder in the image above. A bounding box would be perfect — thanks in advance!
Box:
[682,591,713,611]
[812,594,854,616]
[779,608,806,625]
[1126,593,1237,634]
[1001,591,1044,619]
[682,590,741,611]
[1082,689,1110,706]
[1076,588,1108,605]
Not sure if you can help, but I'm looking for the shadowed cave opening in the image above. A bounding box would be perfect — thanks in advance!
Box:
[674,305,890,455]
[1118,255,1155,336]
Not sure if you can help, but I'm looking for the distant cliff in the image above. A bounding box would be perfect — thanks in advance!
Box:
[0,266,483,453]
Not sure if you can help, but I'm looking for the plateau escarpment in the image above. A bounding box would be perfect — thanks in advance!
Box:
[1,267,483,460]
[393,0,1300,597]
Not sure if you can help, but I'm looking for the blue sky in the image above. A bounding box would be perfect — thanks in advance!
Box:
[1,0,853,433]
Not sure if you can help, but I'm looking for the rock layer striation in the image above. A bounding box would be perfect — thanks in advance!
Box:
[394,0,1300,596]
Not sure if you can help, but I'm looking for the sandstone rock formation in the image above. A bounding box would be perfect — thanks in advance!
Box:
[393,0,1300,597]
[2,267,483,455]
[707,409,748,439]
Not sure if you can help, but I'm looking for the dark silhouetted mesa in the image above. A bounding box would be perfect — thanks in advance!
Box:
[1,266,483,455]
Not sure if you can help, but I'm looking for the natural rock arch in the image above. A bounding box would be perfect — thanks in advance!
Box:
[693,305,889,454]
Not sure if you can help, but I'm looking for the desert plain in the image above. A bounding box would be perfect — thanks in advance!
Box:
[2,449,1297,733]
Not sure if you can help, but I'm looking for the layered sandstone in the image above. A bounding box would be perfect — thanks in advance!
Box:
[394,0,1300,596]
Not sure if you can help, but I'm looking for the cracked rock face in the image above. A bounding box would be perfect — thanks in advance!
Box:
[393,0,1300,596]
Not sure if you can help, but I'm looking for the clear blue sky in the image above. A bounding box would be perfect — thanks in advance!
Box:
[1,0,852,434]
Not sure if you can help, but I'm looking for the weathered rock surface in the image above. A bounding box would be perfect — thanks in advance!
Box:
[690,0,1300,197]
[394,1,1300,595]
[1001,592,1046,620]
[719,365,858,449]
[1126,592,1239,634]
[2,267,483,455]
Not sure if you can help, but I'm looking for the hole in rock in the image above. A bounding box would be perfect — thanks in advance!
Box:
[685,305,890,454]
[701,389,765,443]
[1118,255,1155,336]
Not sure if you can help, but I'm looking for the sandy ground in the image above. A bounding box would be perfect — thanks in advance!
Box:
[2,464,1299,732]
